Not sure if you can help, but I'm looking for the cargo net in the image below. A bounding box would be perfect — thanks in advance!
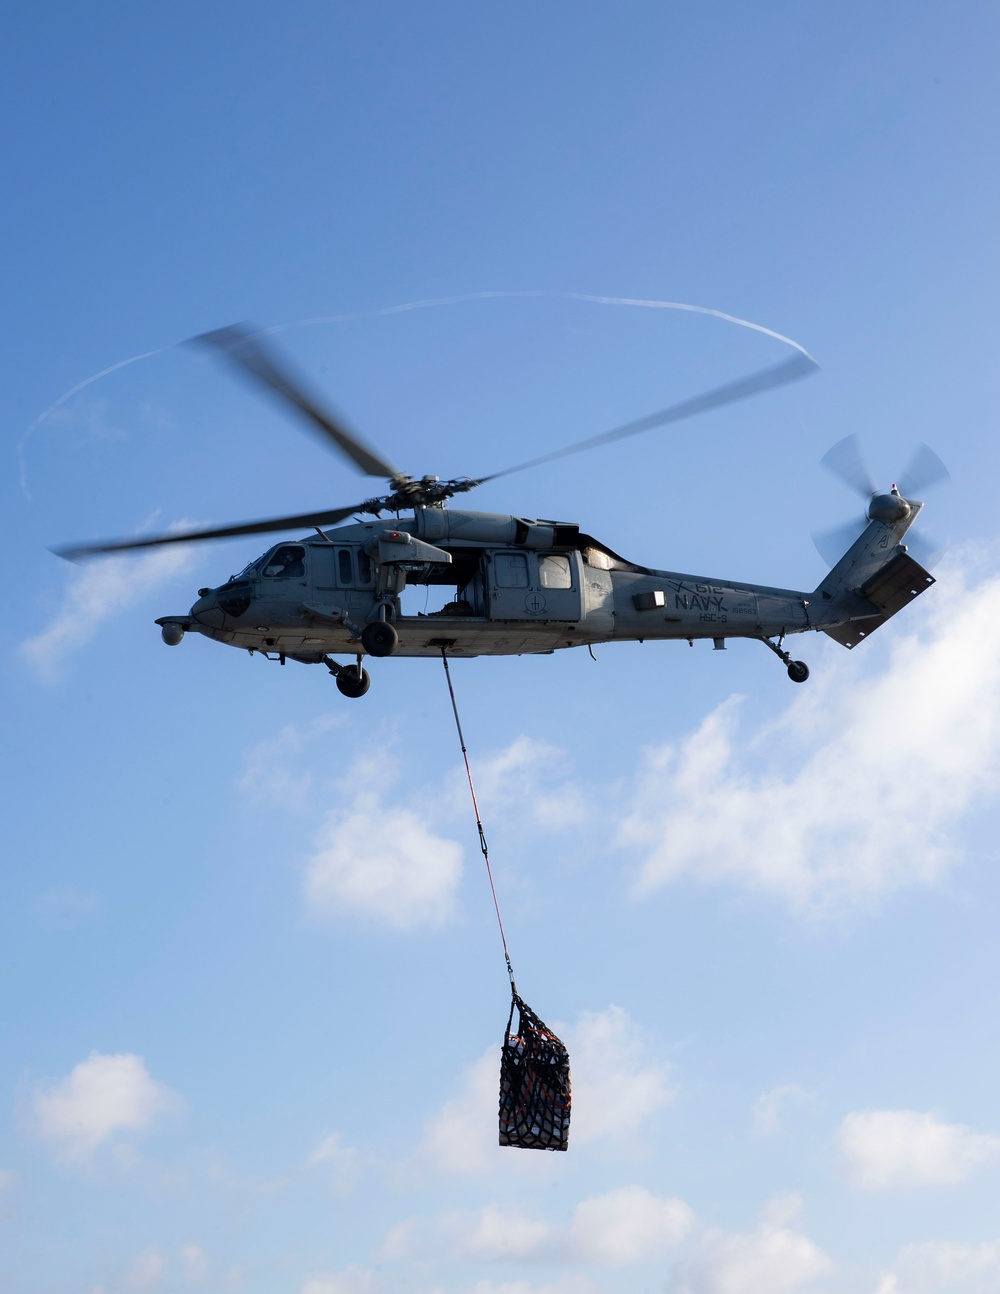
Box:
[499,993,571,1151]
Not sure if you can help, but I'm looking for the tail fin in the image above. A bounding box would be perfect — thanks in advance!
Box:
[813,505,935,649]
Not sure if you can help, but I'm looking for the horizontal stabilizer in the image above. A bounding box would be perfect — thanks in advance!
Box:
[823,551,935,649]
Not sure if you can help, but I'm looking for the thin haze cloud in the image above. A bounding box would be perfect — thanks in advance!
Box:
[21,532,198,682]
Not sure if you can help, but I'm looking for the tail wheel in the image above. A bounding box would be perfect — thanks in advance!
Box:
[787,660,810,683]
[336,665,371,698]
[361,621,399,657]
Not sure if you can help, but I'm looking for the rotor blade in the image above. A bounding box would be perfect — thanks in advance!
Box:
[905,528,949,571]
[897,442,950,498]
[812,516,868,567]
[190,323,401,480]
[820,435,877,500]
[54,504,365,563]
[478,351,819,483]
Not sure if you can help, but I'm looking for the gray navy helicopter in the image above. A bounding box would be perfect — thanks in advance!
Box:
[57,325,946,698]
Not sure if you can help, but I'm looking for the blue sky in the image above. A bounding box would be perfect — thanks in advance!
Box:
[4,4,1000,1292]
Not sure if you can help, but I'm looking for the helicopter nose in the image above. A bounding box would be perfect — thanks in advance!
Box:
[190,590,225,629]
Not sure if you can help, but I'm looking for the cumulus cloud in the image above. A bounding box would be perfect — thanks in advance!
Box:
[419,1046,499,1175]
[388,1187,691,1268]
[568,1186,693,1264]
[304,792,464,929]
[837,1109,1000,1189]
[569,1005,675,1144]
[22,534,198,683]
[672,1197,833,1294]
[447,1204,553,1260]
[466,736,590,833]
[875,1239,1000,1293]
[30,1051,180,1160]
[418,1005,672,1175]
[620,561,1000,910]
[243,728,583,933]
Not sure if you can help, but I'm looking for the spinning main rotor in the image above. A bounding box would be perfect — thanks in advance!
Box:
[57,323,819,563]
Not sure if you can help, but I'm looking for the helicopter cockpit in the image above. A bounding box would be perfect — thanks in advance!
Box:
[262,544,306,579]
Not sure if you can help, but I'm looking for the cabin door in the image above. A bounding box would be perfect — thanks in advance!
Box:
[485,551,582,621]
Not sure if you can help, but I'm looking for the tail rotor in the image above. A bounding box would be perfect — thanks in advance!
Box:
[813,435,950,570]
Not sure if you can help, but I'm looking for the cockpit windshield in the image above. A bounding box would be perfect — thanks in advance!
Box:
[232,556,263,581]
[261,544,306,578]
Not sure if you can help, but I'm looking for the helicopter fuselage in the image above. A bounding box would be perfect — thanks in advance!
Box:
[156,504,931,676]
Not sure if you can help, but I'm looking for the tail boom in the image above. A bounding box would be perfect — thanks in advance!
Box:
[812,505,934,649]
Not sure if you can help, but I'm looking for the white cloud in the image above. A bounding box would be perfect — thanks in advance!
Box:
[300,1267,378,1294]
[30,1051,180,1160]
[448,1204,553,1260]
[238,715,344,810]
[568,1005,675,1144]
[304,792,463,929]
[388,1188,691,1269]
[418,1005,672,1175]
[672,1203,833,1294]
[124,1248,166,1291]
[22,536,198,683]
[180,1245,208,1284]
[307,1131,360,1195]
[876,1239,1000,1293]
[465,736,590,833]
[620,562,1000,910]
[569,1186,693,1264]
[752,1085,808,1138]
[837,1109,1000,1189]
[376,1218,415,1262]
[419,1046,499,1175]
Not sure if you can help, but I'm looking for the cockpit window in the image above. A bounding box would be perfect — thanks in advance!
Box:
[263,544,306,578]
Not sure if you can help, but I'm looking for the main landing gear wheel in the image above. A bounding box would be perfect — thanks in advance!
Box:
[336,665,371,698]
[360,620,399,657]
[787,660,810,683]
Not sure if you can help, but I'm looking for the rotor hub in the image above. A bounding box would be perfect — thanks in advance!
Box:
[867,492,911,523]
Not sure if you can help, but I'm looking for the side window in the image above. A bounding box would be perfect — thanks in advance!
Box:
[357,550,374,586]
[494,553,529,588]
[538,554,572,589]
[263,545,306,578]
[337,549,354,586]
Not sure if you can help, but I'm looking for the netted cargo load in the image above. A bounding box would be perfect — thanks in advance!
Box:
[499,993,571,1151]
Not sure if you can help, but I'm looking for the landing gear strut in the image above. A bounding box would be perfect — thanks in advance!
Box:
[324,655,372,698]
[760,635,810,683]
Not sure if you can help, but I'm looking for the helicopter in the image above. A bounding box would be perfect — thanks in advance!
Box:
[56,324,945,698]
